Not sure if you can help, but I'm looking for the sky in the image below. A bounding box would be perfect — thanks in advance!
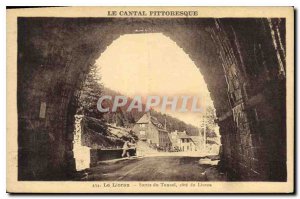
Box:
[95,33,214,127]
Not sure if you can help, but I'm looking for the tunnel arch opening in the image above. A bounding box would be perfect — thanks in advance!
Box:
[72,32,222,171]
[18,18,286,181]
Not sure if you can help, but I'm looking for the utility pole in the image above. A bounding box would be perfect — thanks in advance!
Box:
[203,113,207,154]
[164,114,167,130]
[199,111,207,154]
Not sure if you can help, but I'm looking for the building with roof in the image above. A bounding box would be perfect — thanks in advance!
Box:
[132,112,171,149]
[169,130,199,152]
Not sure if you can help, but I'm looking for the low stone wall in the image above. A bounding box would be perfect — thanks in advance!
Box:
[90,148,137,167]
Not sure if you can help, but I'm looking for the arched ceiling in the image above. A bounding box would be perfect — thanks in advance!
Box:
[18,18,230,117]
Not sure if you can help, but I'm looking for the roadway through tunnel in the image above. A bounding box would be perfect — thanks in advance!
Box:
[78,156,226,181]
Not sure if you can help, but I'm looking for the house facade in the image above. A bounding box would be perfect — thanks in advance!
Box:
[132,113,171,149]
[169,131,199,152]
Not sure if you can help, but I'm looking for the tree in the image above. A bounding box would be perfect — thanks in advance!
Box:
[77,64,103,119]
[203,106,218,138]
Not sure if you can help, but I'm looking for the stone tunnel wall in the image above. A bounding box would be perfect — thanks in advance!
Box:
[17,18,286,181]
[210,19,286,181]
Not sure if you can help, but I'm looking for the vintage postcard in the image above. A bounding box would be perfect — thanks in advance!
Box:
[6,7,294,193]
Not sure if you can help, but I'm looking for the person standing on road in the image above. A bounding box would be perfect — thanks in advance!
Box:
[122,139,136,158]
[122,140,130,158]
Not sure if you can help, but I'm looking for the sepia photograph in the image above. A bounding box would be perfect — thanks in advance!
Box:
[6,6,294,193]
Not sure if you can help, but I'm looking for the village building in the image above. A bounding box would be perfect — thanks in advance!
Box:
[169,130,199,152]
[132,112,171,149]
